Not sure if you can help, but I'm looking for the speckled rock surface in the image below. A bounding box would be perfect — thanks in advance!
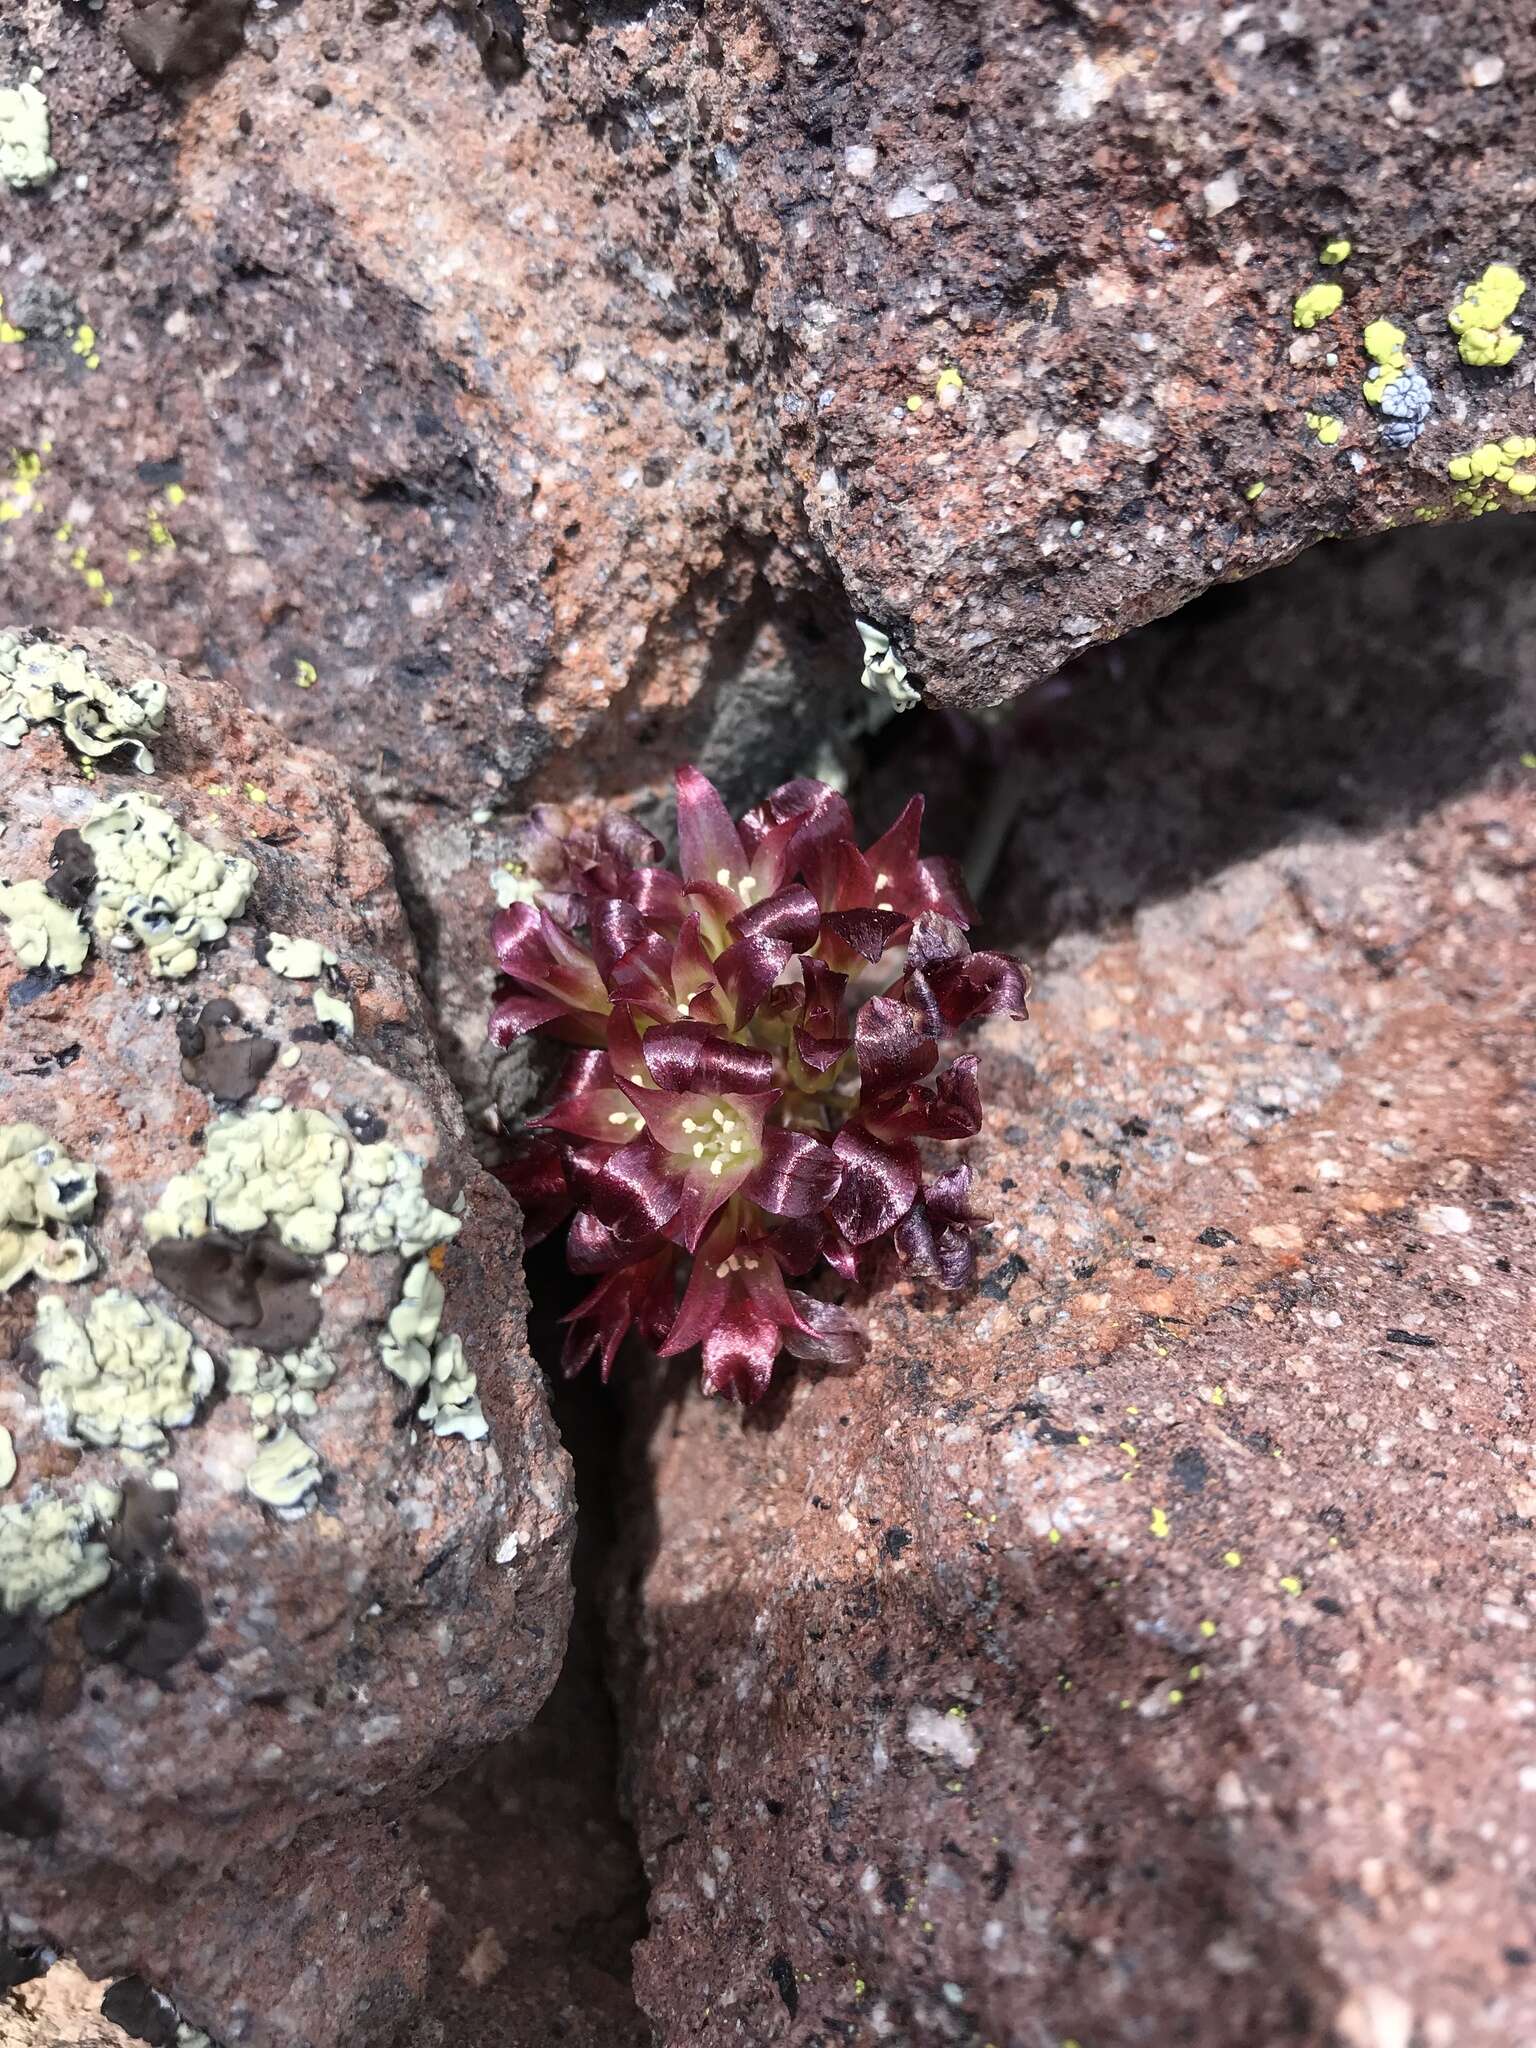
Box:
[736,0,1536,703]
[611,516,1536,2048]
[0,629,572,2048]
[6,0,1535,1115]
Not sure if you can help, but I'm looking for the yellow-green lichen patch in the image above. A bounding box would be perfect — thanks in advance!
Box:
[0,631,165,769]
[1244,482,1266,502]
[1359,319,1433,446]
[1319,237,1351,266]
[227,1339,336,1434]
[0,83,56,192]
[0,878,89,976]
[0,1124,97,1292]
[1447,262,1525,368]
[1361,318,1408,403]
[34,1290,214,1452]
[1304,411,1343,446]
[261,931,335,980]
[0,447,42,524]
[245,1427,321,1514]
[934,366,965,410]
[1447,436,1536,510]
[855,620,919,712]
[81,792,256,977]
[380,1259,487,1440]
[145,1107,460,1262]
[0,1485,118,1616]
[1292,283,1342,331]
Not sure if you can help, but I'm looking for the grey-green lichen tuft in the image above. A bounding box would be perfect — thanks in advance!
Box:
[381,1259,488,1441]
[227,1339,336,1433]
[146,1106,461,1261]
[0,84,57,193]
[0,877,90,976]
[82,792,256,978]
[0,632,164,769]
[0,1485,119,1616]
[245,1427,322,1514]
[0,1123,98,1291]
[34,1289,214,1452]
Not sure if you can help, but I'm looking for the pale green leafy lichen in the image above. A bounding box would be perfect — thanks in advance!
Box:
[380,1258,486,1439]
[0,1485,118,1616]
[855,620,919,712]
[1447,262,1525,368]
[0,632,165,769]
[418,1332,488,1440]
[227,1339,336,1433]
[245,1427,322,1513]
[0,1123,97,1292]
[312,988,354,1036]
[263,932,335,979]
[145,1107,460,1262]
[340,1141,460,1259]
[81,793,256,977]
[1319,237,1351,266]
[0,1428,14,1491]
[0,84,56,193]
[34,1289,214,1452]
[0,879,90,977]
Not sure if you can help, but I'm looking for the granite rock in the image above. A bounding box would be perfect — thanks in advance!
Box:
[6,0,1535,1118]
[612,517,1536,2048]
[0,628,572,2048]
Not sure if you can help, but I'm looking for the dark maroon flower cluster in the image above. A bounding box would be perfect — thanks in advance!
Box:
[489,768,1029,1403]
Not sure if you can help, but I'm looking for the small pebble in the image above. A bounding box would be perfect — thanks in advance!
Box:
[303,83,332,108]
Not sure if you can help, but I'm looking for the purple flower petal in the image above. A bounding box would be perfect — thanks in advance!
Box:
[640,1025,777,1096]
[821,907,911,964]
[782,1292,865,1364]
[746,1127,842,1217]
[865,1055,983,1143]
[855,996,938,1100]
[732,883,821,952]
[489,990,568,1046]
[714,933,791,1027]
[676,763,748,887]
[586,1136,683,1243]
[828,1123,921,1244]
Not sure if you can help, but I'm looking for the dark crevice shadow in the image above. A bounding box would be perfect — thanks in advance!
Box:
[853,515,1536,958]
[396,1245,651,2048]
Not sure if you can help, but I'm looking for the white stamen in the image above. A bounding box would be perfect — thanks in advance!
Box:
[875,872,891,891]
[709,1157,724,1177]
[716,1262,731,1279]
[715,866,732,885]
[607,1110,631,1125]
[681,1118,699,1133]
[729,1140,743,1153]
